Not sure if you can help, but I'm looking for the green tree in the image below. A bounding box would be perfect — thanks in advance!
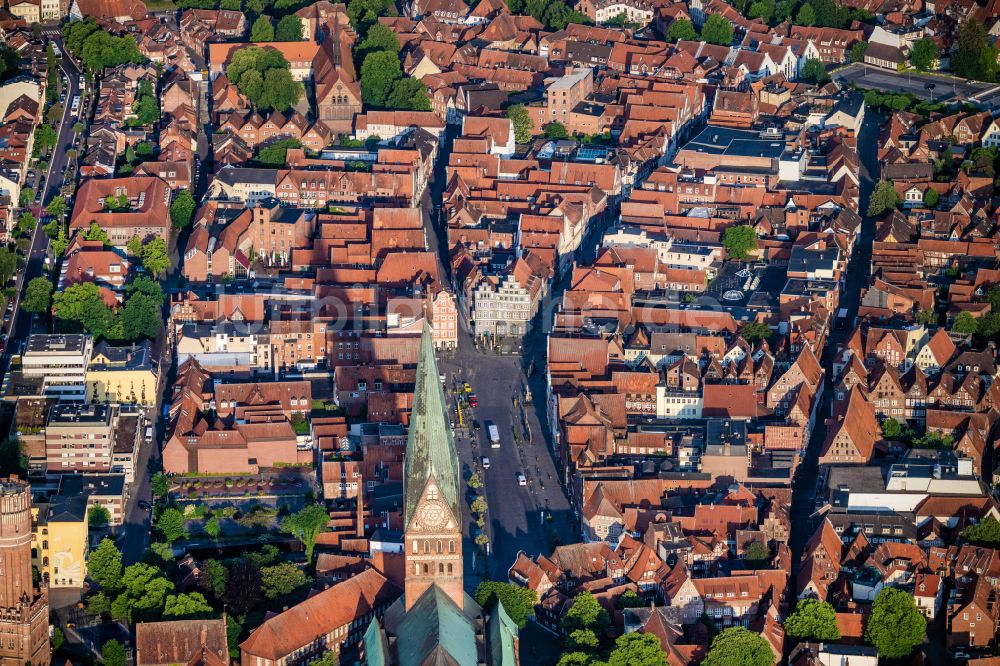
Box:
[910,37,937,71]
[923,187,939,208]
[467,473,482,490]
[785,598,840,642]
[866,587,926,659]
[227,46,304,111]
[544,121,569,140]
[256,138,303,165]
[88,537,123,590]
[556,653,594,666]
[962,517,1000,547]
[281,505,329,562]
[562,591,610,633]
[19,187,34,207]
[474,581,538,629]
[851,42,868,62]
[607,633,668,666]
[387,77,431,110]
[151,472,169,498]
[0,438,25,477]
[881,416,903,439]
[88,505,111,528]
[360,50,402,107]
[141,237,170,278]
[224,559,262,615]
[980,312,1000,339]
[275,14,304,40]
[115,563,175,621]
[45,195,66,218]
[566,628,600,651]
[163,592,215,618]
[795,1,815,25]
[666,18,696,41]
[702,627,775,666]
[53,282,116,338]
[200,559,228,600]
[747,0,775,23]
[102,639,126,666]
[722,224,758,260]
[170,189,196,230]
[51,627,65,653]
[743,540,770,563]
[221,0,241,8]
[16,211,36,235]
[251,15,275,41]
[916,309,937,326]
[739,321,771,342]
[357,23,401,58]
[127,235,144,257]
[35,124,57,152]
[261,562,308,599]
[471,495,488,515]
[617,589,645,608]
[120,293,162,341]
[157,507,188,543]
[952,20,999,82]
[867,180,901,217]
[83,221,111,243]
[800,57,828,83]
[507,104,534,144]
[23,276,53,314]
[951,311,979,336]
[701,14,733,45]
[204,516,221,539]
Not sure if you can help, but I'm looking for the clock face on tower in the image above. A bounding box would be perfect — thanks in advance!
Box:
[418,499,449,529]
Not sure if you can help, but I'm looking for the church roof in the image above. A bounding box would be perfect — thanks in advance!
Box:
[403,324,461,528]
[487,599,519,666]
[394,587,480,666]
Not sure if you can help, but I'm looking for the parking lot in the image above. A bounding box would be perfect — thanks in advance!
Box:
[438,329,575,583]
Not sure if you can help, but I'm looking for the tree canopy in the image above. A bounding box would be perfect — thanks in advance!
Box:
[722,224,758,261]
[88,537,123,590]
[667,18,697,42]
[164,592,215,619]
[962,517,1000,547]
[62,19,144,72]
[170,189,196,230]
[785,598,840,642]
[701,14,733,45]
[800,58,828,83]
[951,311,979,336]
[360,50,402,107]
[474,581,538,629]
[275,15,305,41]
[506,104,534,144]
[865,587,926,660]
[251,15,275,41]
[281,505,329,562]
[607,633,668,666]
[227,46,304,111]
[141,237,171,278]
[53,282,116,339]
[102,639,126,666]
[867,180,901,217]
[910,38,938,72]
[702,627,775,666]
[562,591,610,633]
[260,562,309,599]
[23,276,53,314]
[951,20,999,82]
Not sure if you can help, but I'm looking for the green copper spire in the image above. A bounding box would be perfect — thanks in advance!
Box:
[403,323,460,527]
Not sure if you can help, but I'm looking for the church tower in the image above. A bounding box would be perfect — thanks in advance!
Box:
[403,324,464,610]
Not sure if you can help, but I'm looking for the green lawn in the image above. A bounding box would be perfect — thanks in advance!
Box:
[144,0,178,9]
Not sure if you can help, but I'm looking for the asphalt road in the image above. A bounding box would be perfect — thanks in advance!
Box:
[833,63,994,103]
[439,330,575,584]
[0,38,79,379]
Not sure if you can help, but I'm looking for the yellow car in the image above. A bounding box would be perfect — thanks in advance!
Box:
[463,382,472,393]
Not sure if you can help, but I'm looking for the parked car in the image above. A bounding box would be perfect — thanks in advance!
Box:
[481,456,490,469]
[516,472,526,486]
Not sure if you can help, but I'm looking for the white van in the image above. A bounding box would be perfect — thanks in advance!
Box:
[145,426,153,442]
[516,472,526,486]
